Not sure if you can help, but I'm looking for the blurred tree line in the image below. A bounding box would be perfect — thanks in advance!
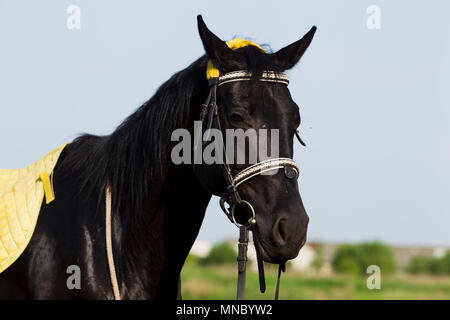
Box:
[408,252,450,275]
[185,242,237,266]
[185,240,450,276]
[331,242,396,275]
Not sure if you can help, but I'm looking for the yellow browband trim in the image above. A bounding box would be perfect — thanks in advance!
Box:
[206,38,266,80]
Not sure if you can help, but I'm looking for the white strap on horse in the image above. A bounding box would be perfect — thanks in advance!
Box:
[105,186,121,300]
[217,70,290,87]
[233,158,299,188]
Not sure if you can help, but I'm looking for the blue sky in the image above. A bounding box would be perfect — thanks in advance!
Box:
[1,1,449,246]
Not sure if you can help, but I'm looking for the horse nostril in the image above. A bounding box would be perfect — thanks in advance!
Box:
[273,218,288,246]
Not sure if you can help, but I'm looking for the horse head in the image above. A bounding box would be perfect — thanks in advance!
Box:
[193,16,316,264]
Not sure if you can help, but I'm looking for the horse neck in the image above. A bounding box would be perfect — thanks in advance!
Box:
[112,63,212,298]
[111,166,211,298]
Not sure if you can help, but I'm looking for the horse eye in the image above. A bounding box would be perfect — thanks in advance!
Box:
[230,113,244,122]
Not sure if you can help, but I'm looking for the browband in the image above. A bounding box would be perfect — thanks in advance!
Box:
[217,70,290,87]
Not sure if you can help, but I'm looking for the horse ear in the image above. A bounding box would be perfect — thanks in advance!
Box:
[271,26,317,70]
[197,15,234,65]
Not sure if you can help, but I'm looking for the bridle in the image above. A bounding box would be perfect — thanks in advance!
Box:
[104,40,306,301]
[195,66,303,300]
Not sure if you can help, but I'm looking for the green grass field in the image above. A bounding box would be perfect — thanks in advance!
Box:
[180,264,450,300]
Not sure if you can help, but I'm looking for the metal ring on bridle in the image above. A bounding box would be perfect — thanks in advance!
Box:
[231,200,256,228]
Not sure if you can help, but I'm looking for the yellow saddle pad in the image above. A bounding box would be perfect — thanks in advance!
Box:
[0,144,67,273]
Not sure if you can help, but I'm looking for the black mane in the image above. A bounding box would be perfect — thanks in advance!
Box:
[59,57,205,215]
[58,45,279,218]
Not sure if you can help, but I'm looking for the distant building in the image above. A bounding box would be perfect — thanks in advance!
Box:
[290,244,315,271]
[190,240,212,258]
[390,245,448,269]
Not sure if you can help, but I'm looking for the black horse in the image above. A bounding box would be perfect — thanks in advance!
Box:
[0,16,316,299]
